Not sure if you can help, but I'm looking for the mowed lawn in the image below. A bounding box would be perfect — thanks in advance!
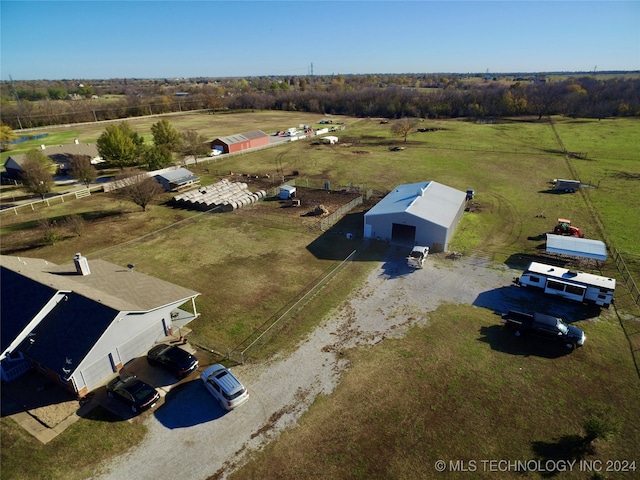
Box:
[230,304,640,480]
[1,113,639,480]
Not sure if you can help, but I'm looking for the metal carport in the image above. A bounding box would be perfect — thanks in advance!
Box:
[545,234,607,261]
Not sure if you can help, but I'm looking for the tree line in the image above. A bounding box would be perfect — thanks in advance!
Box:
[1,75,639,129]
[8,118,206,211]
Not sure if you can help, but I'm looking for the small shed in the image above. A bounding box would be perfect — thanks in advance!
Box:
[155,168,200,192]
[320,136,339,145]
[279,185,297,199]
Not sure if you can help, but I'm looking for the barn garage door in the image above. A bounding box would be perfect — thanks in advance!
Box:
[80,354,115,391]
[391,223,416,246]
[117,322,166,366]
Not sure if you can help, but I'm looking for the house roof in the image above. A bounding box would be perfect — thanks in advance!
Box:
[19,291,119,380]
[214,130,267,145]
[1,255,200,380]
[0,267,58,353]
[3,143,100,169]
[545,234,608,261]
[365,181,466,228]
[0,255,200,312]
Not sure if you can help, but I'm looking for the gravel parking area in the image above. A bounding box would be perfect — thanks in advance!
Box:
[92,250,524,480]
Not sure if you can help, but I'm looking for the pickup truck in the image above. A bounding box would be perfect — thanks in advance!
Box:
[407,246,429,269]
[501,310,585,351]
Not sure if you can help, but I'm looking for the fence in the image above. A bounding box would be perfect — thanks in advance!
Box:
[320,194,369,231]
[0,186,100,216]
[212,243,368,364]
[611,248,640,379]
[613,249,640,307]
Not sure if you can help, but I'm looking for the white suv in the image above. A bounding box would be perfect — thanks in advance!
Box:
[200,364,249,410]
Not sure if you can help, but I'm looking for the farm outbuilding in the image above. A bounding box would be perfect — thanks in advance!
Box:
[545,234,607,261]
[155,168,200,192]
[364,181,467,252]
[279,185,297,199]
[210,130,269,154]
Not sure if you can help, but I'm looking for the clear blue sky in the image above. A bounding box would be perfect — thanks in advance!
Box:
[1,1,638,80]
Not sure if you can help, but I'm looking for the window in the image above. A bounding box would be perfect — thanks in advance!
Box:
[547,280,565,292]
[565,284,584,296]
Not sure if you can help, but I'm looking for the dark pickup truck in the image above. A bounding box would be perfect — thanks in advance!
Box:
[501,310,585,351]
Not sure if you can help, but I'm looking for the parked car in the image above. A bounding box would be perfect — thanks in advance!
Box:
[106,375,160,414]
[200,364,249,410]
[501,310,585,351]
[147,343,199,378]
[407,245,429,269]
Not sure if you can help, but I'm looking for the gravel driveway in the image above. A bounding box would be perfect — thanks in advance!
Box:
[92,250,523,480]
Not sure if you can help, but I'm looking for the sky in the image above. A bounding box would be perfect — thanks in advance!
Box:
[1,1,639,80]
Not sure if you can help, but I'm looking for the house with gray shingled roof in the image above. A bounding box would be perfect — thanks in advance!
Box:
[0,254,200,397]
[3,142,102,178]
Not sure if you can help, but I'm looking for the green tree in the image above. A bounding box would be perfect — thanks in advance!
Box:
[151,119,182,152]
[181,129,209,165]
[21,149,54,198]
[142,145,173,170]
[96,122,144,170]
[0,123,17,151]
[68,154,97,186]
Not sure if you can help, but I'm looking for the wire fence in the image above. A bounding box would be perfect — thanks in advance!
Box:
[225,243,367,364]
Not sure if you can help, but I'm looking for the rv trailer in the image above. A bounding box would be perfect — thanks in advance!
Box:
[518,262,615,307]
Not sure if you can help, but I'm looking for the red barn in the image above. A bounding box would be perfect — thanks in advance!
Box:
[210,130,269,154]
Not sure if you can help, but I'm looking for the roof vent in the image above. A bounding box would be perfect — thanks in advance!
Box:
[73,253,91,276]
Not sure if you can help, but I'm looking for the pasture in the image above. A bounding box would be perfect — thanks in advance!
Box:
[1,112,639,480]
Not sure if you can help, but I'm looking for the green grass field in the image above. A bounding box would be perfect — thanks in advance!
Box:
[1,112,639,480]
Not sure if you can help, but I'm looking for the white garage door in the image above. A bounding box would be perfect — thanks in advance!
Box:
[117,321,166,366]
[81,354,115,391]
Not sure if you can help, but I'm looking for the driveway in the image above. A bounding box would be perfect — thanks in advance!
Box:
[92,250,533,480]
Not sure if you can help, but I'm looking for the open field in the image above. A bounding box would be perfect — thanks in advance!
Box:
[1,112,639,480]
[231,303,640,480]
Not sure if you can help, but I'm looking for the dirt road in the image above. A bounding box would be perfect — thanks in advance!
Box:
[92,250,523,480]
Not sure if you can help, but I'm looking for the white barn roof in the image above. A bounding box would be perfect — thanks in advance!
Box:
[546,234,607,261]
[366,181,466,228]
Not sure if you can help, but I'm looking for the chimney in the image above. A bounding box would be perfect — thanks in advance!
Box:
[74,138,79,144]
[40,145,46,150]
[73,253,91,276]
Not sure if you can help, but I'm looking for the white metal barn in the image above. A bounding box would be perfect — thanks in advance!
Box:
[364,181,467,252]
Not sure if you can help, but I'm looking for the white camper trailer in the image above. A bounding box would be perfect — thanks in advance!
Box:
[517,261,615,307]
[553,179,581,193]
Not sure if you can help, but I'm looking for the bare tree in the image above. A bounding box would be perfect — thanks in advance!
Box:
[38,217,62,245]
[391,118,417,142]
[116,172,164,211]
[69,154,97,186]
[63,214,86,237]
[181,129,210,165]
